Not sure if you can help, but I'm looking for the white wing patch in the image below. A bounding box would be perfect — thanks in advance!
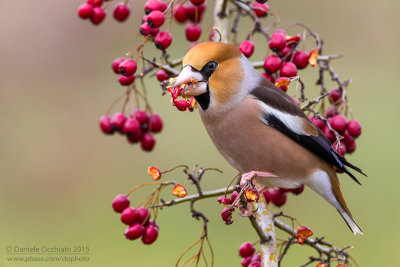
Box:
[259,102,309,136]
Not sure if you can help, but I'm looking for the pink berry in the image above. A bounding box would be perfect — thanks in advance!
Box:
[239,40,255,58]
[156,69,169,82]
[87,0,103,6]
[133,110,149,124]
[248,262,261,267]
[118,75,135,86]
[112,194,130,213]
[290,185,304,195]
[142,225,159,244]
[263,55,282,73]
[217,197,232,205]
[310,116,325,130]
[185,23,202,42]
[173,5,187,23]
[190,0,205,5]
[111,112,127,133]
[280,62,298,77]
[239,242,255,258]
[144,0,167,14]
[126,131,143,144]
[250,253,261,263]
[230,191,239,203]
[262,189,272,204]
[121,207,139,225]
[269,31,287,52]
[270,189,287,207]
[332,141,346,156]
[141,133,156,151]
[242,256,252,267]
[329,88,342,104]
[154,31,172,50]
[139,22,159,37]
[90,6,106,25]
[280,45,293,59]
[149,114,163,133]
[347,140,357,154]
[293,51,309,69]
[125,223,145,240]
[136,207,151,224]
[78,3,94,19]
[262,72,275,83]
[186,3,206,23]
[341,130,355,148]
[252,2,269,17]
[113,2,130,22]
[146,220,159,229]
[325,107,338,118]
[118,59,137,76]
[99,115,114,135]
[323,126,336,142]
[123,118,141,136]
[147,10,165,28]
[347,120,362,137]
[330,115,347,133]
[111,58,125,74]
[141,15,148,24]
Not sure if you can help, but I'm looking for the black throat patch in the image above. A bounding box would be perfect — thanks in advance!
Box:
[194,91,210,110]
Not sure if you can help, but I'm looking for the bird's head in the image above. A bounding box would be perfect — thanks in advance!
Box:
[173,42,260,111]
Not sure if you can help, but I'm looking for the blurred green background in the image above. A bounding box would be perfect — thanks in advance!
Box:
[0,0,398,266]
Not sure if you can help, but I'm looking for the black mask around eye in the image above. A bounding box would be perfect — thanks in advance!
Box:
[200,61,218,80]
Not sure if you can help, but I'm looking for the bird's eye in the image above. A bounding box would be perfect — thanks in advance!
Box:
[206,61,218,71]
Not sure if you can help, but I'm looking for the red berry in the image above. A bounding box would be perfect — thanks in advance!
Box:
[280,45,293,59]
[262,72,275,83]
[262,189,272,203]
[250,253,261,263]
[230,191,239,203]
[270,189,287,207]
[173,5,187,23]
[332,141,346,156]
[78,3,94,19]
[293,51,309,69]
[111,58,125,74]
[113,2,130,22]
[325,107,338,118]
[99,115,114,135]
[185,23,202,42]
[118,75,135,86]
[347,120,362,137]
[347,140,357,154]
[263,55,282,73]
[133,110,149,124]
[142,225,159,244]
[269,31,287,52]
[186,3,206,23]
[248,262,261,267]
[156,69,169,82]
[280,62,298,77]
[290,185,304,195]
[252,2,269,17]
[147,10,165,28]
[239,40,255,58]
[217,197,232,205]
[126,130,143,143]
[90,6,106,25]
[323,126,336,142]
[141,15,148,24]
[118,59,137,76]
[144,0,167,14]
[146,220,159,229]
[242,256,252,267]
[139,22,159,37]
[329,88,342,104]
[136,207,151,224]
[190,0,205,6]
[331,115,347,133]
[125,223,145,240]
[87,0,103,6]
[123,118,141,136]
[310,116,325,130]
[239,242,255,258]
[121,207,139,225]
[112,194,130,213]
[341,130,355,148]
[111,112,127,133]
[149,113,163,133]
[154,31,172,50]
[141,133,156,151]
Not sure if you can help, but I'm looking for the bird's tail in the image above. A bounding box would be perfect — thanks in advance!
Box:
[337,207,363,235]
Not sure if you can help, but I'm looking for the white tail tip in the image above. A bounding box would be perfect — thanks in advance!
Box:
[338,209,363,235]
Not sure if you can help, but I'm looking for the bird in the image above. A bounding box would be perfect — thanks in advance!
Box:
[172,42,366,235]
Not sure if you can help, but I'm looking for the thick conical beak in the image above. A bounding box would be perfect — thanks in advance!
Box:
[172,65,208,97]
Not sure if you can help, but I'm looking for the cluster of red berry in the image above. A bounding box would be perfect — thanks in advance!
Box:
[99,110,163,151]
[238,242,261,267]
[112,194,159,244]
[263,185,305,207]
[172,1,206,42]
[77,0,131,25]
[111,58,138,86]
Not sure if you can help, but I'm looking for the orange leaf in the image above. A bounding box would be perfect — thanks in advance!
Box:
[316,264,327,267]
[296,226,313,245]
[275,77,291,88]
[308,49,319,67]
[148,166,161,180]
[172,184,187,198]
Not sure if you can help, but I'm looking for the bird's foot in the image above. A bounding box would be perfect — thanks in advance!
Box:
[239,171,278,188]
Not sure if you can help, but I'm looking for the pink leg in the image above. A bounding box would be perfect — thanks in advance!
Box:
[240,171,278,187]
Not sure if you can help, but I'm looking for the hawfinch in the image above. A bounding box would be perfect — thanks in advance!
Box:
[173,42,365,235]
